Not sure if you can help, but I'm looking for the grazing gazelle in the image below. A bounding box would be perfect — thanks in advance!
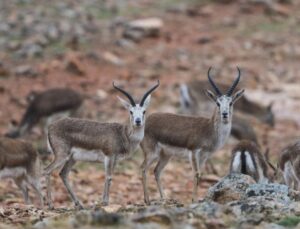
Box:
[44,81,159,209]
[230,140,269,183]
[141,67,244,204]
[0,137,44,207]
[276,141,300,190]
[6,88,83,138]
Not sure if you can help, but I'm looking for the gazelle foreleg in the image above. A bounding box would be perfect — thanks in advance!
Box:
[14,177,30,204]
[191,150,208,202]
[102,155,117,206]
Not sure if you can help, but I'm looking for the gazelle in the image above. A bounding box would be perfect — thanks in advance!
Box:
[0,137,44,207]
[276,141,300,190]
[141,67,244,204]
[180,80,274,127]
[6,88,83,138]
[44,81,159,209]
[230,140,269,183]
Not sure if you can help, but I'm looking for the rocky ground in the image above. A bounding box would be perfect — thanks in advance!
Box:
[1,0,300,228]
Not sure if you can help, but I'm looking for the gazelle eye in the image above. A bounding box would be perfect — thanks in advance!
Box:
[130,111,133,115]
[143,111,146,115]
[229,102,233,106]
[216,102,220,107]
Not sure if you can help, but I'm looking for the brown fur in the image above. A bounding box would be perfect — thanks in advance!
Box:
[6,88,83,138]
[0,137,43,206]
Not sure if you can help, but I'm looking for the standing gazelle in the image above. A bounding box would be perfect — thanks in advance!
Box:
[141,67,244,204]
[44,81,159,209]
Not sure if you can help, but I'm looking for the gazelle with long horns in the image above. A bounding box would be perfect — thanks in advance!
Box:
[44,81,159,209]
[141,67,244,204]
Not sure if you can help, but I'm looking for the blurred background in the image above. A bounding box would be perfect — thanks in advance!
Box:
[0,0,300,217]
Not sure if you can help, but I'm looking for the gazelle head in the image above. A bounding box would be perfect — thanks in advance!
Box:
[205,67,244,124]
[113,81,159,127]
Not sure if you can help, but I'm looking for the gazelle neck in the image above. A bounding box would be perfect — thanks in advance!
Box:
[211,108,232,150]
[125,120,145,151]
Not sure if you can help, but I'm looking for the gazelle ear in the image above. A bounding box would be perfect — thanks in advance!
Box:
[205,89,217,102]
[117,96,132,110]
[141,95,151,108]
[232,89,244,104]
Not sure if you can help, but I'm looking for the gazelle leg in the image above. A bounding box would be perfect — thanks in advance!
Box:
[191,150,208,202]
[26,175,44,208]
[102,155,116,206]
[59,158,83,209]
[14,177,30,204]
[44,154,71,209]
[154,150,171,200]
[141,155,157,205]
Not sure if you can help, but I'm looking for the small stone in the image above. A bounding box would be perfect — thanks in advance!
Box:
[14,65,38,77]
[65,54,85,76]
[91,211,122,225]
[0,62,10,77]
[102,52,125,66]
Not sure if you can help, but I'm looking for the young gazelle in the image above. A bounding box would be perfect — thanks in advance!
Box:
[276,141,300,190]
[44,81,159,209]
[141,67,244,204]
[230,140,269,183]
[0,137,44,207]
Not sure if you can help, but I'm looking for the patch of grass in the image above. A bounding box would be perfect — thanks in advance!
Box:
[277,216,300,227]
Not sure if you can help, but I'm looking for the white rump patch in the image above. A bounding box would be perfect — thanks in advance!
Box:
[231,151,241,172]
[0,167,26,179]
[245,151,255,172]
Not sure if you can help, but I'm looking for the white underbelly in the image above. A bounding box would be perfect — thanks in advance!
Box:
[71,147,105,162]
[0,167,26,179]
[158,142,191,158]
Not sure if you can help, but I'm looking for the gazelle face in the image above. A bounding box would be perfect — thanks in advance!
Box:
[129,104,147,127]
[206,89,244,124]
[216,95,233,124]
[117,95,151,127]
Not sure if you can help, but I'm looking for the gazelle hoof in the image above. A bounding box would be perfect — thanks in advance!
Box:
[75,203,84,210]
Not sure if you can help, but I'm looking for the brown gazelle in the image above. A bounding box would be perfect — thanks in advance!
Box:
[44,81,159,209]
[276,141,300,190]
[230,140,269,183]
[141,67,244,204]
[0,137,44,207]
[180,80,274,126]
[6,88,83,138]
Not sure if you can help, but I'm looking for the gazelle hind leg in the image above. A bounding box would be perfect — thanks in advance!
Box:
[26,175,44,208]
[154,150,171,200]
[14,177,30,204]
[59,158,83,209]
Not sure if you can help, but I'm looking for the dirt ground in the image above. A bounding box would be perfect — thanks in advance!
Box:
[0,0,300,227]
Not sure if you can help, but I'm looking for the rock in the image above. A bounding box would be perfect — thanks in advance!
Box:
[65,54,85,76]
[16,43,43,58]
[132,207,172,225]
[246,183,291,204]
[14,65,38,77]
[206,173,256,204]
[115,39,136,49]
[46,25,60,41]
[265,3,290,17]
[102,51,125,66]
[91,211,122,225]
[123,18,163,42]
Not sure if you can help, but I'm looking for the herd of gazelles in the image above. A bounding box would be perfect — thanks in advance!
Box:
[1,67,299,209]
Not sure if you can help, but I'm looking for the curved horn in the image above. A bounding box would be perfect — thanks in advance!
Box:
[140,80,160,106]
[113,82,136,106]
[226,67,241,96]
[207,67,222,96]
